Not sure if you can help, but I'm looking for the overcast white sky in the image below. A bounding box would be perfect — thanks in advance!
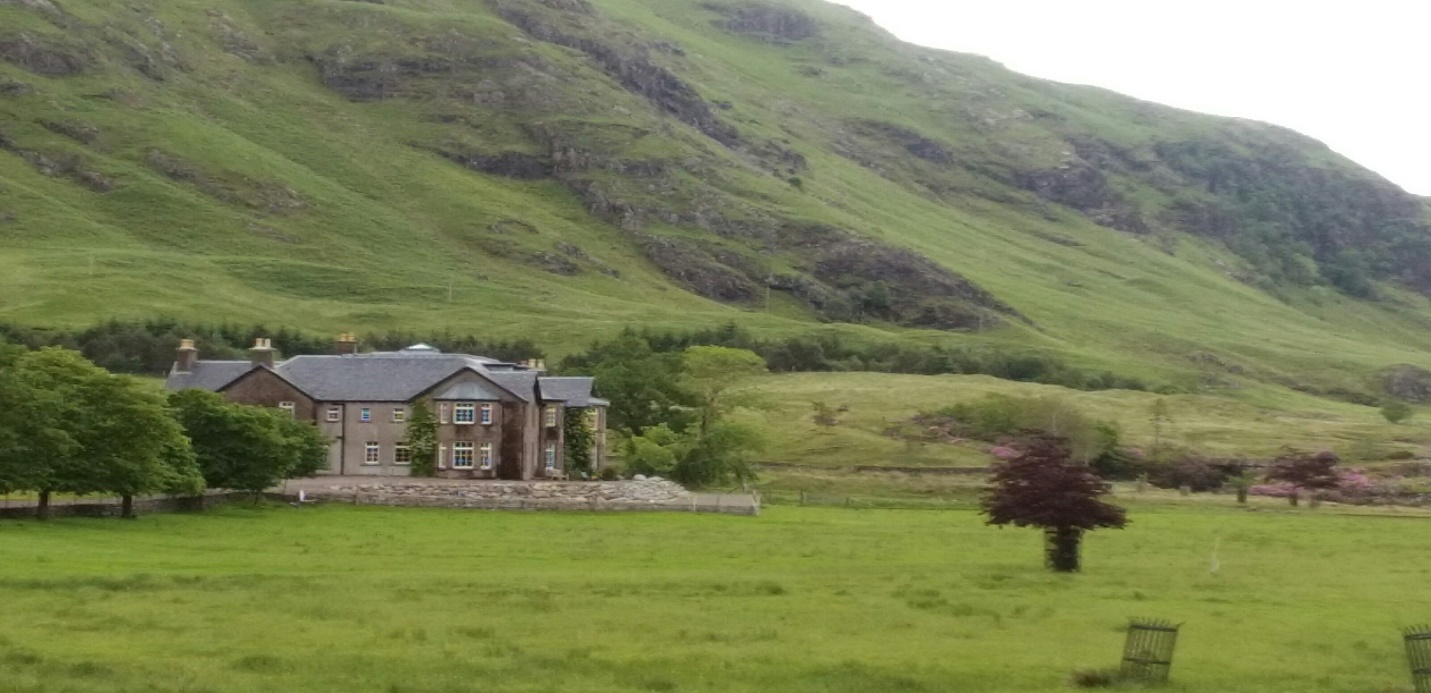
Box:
[835,0,1431,196]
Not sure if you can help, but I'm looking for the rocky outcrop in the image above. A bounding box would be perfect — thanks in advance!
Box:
[0,77,32,96]
[1382,365,1431,403]
[38,119,100,146]
[706,3,820,41]
[1012,158,1149,234]
[494,0,741,148]
[0,32,90,75]
[640,236,761,302]
[145,150,306,213]
[856,121,954,165]
[438,148,554,180]
[806,233,1022,328]
[0,133,113,192]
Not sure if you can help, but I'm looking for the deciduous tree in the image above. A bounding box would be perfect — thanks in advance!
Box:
[982,434,1128,572]
[169,390,326,498]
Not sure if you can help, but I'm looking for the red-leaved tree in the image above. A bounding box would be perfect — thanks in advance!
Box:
[1265,449,1340,507]
[982,434,1128,572]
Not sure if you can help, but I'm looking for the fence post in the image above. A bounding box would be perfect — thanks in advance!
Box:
[1120,619,1180,684]
[799,490,806,507]
[1405,625,1431,693]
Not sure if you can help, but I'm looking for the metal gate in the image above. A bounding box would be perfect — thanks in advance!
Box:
[1406,625,1431,693]
[1120,619,1180,684]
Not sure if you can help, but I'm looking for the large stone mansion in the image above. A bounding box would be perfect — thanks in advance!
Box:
[165,335,606,479]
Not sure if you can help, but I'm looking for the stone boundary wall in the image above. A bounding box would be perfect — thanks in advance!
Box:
[299,480,759,516]
[0,482,760,519]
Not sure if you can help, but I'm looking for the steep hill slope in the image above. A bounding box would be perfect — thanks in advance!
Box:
[3,0,1431,398]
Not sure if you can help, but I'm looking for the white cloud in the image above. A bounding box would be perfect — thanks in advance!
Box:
[835,0,1431,195]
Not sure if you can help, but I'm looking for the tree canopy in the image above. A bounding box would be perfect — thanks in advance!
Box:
[0,346,199,518]
[982,435,1128,571]
[169,390,327,496]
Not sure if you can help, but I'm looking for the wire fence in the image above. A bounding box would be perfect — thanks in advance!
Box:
[761,490,977,510]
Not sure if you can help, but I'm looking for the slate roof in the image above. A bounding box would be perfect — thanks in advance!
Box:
[431,381,506,401]
[538,377,601,407]
[164,346,546,403]
[165,361,253,392]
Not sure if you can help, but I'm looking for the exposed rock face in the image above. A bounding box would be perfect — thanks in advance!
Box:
[439,148,554,180]
[0,32,90,75]
[145,150,306,213]
[805,232,1022,328]
[1012,158,1149,234]
[0,133,113,191]
[639,236,761,302]
[707,3,820,41]
[494,0,741,148]
[856,121,954,164]
[1382,365,1431,403]
[38,119,101,146]
[0,77,32,95]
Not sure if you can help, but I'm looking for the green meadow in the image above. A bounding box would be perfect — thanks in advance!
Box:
[2,502,1428,692]
[738,372,1431,472]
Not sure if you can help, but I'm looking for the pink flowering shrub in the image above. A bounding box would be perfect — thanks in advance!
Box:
[988,446,1020,461]
[1251,468,1385,500]
[1249,482,1298,498]
[1336,468,1376,496]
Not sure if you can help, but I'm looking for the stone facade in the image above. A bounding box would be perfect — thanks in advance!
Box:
[165,339,608,481]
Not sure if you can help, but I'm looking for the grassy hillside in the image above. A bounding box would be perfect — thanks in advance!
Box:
[4,0,1431,400]
[738,372,1431,470]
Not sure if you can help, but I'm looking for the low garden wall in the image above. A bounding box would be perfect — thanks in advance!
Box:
[295,479,759,516]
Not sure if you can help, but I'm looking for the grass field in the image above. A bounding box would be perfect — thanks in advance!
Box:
[738,372,1431,470]
[2,502,1427,692]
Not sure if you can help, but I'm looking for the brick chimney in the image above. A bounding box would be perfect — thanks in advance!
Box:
[336,332,358,356]
[175,339,198,373]
[250,338,276,368]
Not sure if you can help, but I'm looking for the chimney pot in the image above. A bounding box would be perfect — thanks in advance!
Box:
[176,338,198,373]
[336,332,358,356]
[250,337,276,368]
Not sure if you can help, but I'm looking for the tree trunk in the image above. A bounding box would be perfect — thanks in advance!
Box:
[1236,487,1248,504]
[1288,492,1299,507]
[1045,527,1082,572]
[36,489,51,521]
[121,494,135,520]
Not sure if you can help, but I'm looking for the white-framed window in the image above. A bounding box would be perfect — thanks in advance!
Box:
[545,443,557,470]
[480,443,493,470]
[394,443,412,465]
[438,444,447,470]
[544,405,558,427]
[326,406,341,423]
[364,442,381,465]
[439,403,451,424]
[480,403,494,425]
[360,408,371,423]
[454,402,476,425]
[392,407,406,423]
[279,401,296,418]
[452,442,475,469]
